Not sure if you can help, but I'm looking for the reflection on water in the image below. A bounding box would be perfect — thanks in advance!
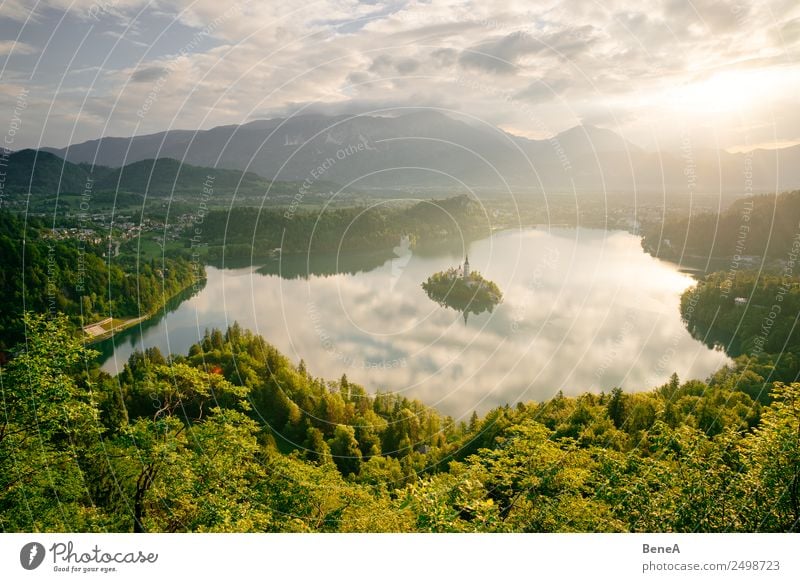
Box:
[100,228,728,417]
[93,284,204,364]
[422,269,503,325]
[256,249,395,280]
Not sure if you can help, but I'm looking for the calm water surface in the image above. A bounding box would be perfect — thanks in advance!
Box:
[99,228,728,417]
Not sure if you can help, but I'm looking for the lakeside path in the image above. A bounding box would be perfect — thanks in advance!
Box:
[83,315,148,343]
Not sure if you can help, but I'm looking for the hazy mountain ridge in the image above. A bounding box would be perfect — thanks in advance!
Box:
[0,150,334,198]
[40,112,800,194]
[1,149,90,195]
[94,158,270,196]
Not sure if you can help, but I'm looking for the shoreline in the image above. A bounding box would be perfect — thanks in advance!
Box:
[82,277,205,345]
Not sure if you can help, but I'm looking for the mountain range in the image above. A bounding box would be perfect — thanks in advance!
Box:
[1,149,332,198]
[26,111,800,195]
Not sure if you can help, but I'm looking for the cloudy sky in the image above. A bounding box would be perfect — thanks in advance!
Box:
[1,0,798,152]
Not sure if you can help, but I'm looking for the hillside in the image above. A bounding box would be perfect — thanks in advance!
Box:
[1,150,336,203]
[643,190,800,261]
[681,271,800,366]
[0,211,201,351]
[95,157,272,197]
[42,112,800,194]
[0,149,90,195]
[4,313,800,532]
[199,195,491,261]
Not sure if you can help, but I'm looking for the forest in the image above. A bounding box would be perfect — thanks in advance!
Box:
[4,180,800,533]
[0,149,328,200]
[2,312,798,533]
[0,211,201,351]
[681,271,800,356]
[642,190,800,260]
[200,195,490,260]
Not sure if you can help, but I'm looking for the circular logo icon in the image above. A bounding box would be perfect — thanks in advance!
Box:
[20,542,46,570]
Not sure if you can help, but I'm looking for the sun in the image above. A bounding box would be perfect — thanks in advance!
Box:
[665,68,784,115]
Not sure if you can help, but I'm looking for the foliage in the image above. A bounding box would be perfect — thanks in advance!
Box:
[200,195,489,259]
[422,268,502,316]
[681,271,800,354]
[0,313,104,531]
[0,210,202,350]
[94,158,271,197]
[0,150,317,200]
[1,149,89,195]
[1,314,798,532]
[642,190,800,260]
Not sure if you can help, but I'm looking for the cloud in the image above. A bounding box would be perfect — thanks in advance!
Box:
[0,40,37,56]
[459,25,599,75]
[515,77,570,103]
[778,17,800,44]
[1,0,799,152]
[459,33,536,74]
[579,107,639,129]
[129,65,168,83]
[662,0,749,34]
[0,0,37,21]
[430,48,458,67]
[368,54,420,75]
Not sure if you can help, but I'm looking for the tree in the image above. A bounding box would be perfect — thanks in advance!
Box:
[304,426,333,465]
[469,410,479,432]
[738,382,800,531]
[607,387,626,429]
[0,313,104,531]
[328,425,362,476]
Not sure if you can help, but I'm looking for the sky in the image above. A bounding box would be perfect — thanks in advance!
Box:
[0,0,798,153]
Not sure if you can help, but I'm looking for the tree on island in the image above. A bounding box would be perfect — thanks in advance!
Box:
[422,256,502,322]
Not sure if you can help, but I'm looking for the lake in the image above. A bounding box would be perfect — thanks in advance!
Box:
[98,228,728,418]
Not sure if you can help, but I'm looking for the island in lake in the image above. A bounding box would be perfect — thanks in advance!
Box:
[422,255,503,322]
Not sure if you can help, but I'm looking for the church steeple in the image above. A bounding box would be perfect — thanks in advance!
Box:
[462,254,470,279]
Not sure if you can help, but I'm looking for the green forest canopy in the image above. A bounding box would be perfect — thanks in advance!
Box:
[200,195,490,260]
[643,190,800,260]
[2,313,798,533]
[0,211,202,351]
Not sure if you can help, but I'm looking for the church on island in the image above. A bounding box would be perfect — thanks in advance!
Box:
[422,254,502,325]
[450,255,473,282]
